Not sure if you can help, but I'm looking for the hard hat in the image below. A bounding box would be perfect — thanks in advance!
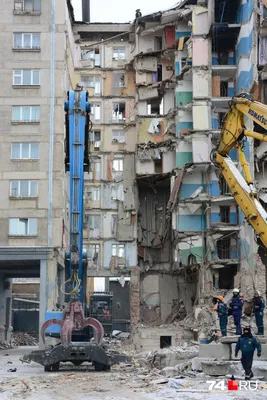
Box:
[255,290,260,296]
[233,288,239,293]
[217,296,224,301]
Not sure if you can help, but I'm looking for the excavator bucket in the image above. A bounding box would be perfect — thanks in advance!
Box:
[40,319,63,343]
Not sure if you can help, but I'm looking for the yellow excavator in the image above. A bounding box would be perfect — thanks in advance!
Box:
[212,92,267,251]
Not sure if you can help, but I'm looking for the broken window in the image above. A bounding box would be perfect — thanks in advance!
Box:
[217,236,230,259]
[80,75,101,95]
[148,98,163,116]
[111,215,117,235]
[111,183,124,201]
[112,159,123,172]
[90,130,101,150]
[112,102,125,122]
[220,81,228,97]
[81,47,100,66]
[188,254,197,265]
[88,244,100,265]
[155,36,163,51]
[219,176,230,195]
[112,73,125,88]
[85,215,101,237]
[154,158,162,173]
[220,206,230,223]
[112,47,126,61]
[112,130,125,143]
[112,244,125,258]
[91,103,101,121]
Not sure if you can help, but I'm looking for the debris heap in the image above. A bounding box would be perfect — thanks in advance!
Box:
[11,332,37,346]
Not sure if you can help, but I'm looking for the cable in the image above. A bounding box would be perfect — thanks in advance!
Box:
[60,270,81,298]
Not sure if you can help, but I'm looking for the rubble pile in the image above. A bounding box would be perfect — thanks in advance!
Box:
[11,332,37,347]
[135,344,199,370]
[0,341,12,350]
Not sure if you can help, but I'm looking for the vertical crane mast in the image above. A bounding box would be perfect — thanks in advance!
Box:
[64,88,90,302]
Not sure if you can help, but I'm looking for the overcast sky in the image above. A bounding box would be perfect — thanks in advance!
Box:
[72,0,178,22]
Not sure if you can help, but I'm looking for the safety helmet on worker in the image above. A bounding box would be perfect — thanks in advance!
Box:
[233,288,239,294]
[255,290,260,296]
[217,295,224,301]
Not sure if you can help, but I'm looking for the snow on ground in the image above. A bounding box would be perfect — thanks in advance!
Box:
[1,347,267,400]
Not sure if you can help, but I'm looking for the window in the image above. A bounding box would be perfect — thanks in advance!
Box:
[12,106,40,122]
[93,188,100,201]
[112,244,125,258]
[90,131,101,150]
[112,47,126,60]
[111,215,117,235]
[9,218,37,236]
[14,0,41,12]
[217,236,230,259]
[154,158,162,173]
[80,75,101,95]
[148,98,164,115]
[112,73,125,88]
[91,104,101,121]
[11,143,39,159]
[112,103,125,122]
[13,33,40,49]
[13,70,40,85]
[10,180,37,197]
[111,183,124,201]
[85,215,100,238]
[91,162,101,180]
[220,206,230,223]
[112,159,123,172]
[88,244,100,265]
[112,130,125,143]
[81,48,100,66]
[219,176,230,195]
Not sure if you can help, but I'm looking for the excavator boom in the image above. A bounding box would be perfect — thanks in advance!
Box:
[214,93,267,248]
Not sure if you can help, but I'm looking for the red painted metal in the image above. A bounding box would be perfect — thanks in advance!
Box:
[164,26,175,48]
[41,301,104,348]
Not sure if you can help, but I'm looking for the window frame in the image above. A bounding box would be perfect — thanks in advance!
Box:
[91,103,101,121]
[93,187,100,201]
[13,33,40,50]
[112,159,123,172]
[112,47,126,61]
[112,130,125,144]
[112,244,125,258]
[112,102,126,122]
[13,69,40,86]
[9,217,38,236]
[14,0,41,13]
[11,143,39,160]
[12,106,40,123]
[10,180,38,197]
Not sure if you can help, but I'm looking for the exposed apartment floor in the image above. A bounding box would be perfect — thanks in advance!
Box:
[1,347,267,400]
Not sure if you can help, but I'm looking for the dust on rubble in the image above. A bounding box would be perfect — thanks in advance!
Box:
[11,332,38,347]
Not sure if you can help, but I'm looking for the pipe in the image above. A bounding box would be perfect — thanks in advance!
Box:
[82,0,90,23]
[48,0,55,247]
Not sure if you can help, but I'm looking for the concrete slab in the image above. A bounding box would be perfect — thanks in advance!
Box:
[191,357,216,371]
[202,360,240,377]
[199,343,231,360]
[222,335,267,344]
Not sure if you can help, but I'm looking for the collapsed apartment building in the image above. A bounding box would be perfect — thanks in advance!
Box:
[1,0,264,348]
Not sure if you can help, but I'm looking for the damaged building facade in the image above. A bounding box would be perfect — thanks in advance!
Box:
[66,12,138,330]
[130,0,266,334]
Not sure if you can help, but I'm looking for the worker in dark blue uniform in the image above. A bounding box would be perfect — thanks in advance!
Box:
[213,296,228,336]
[229,288,243,335]
[252,290,265,335]
[235,326,261,380]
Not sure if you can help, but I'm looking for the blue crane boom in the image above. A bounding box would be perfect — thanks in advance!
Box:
[64,88,90,302]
